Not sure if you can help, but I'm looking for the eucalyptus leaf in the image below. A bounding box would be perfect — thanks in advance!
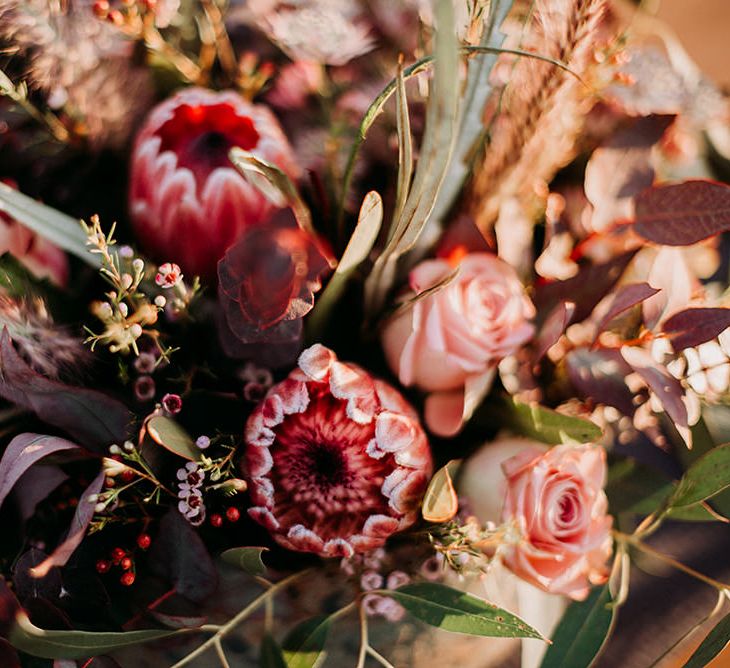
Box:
[261,632,287,668]
[392,62,413,232]
[422,460,461,523]
[7,612,185,659]
[282,614,331,668]
[383,583,544,639]
[681,612,730,668]
[306,191,382,338]
[0,182,95,265]
[146,416,200,461]
[500,397,602,445]
[540,585,616,668]
[220,546,268,576]
[670,443,730,508]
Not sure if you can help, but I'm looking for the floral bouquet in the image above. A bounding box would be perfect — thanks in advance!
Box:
[0,0,729,666]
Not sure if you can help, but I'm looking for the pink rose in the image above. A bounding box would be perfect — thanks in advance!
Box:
[381,253,535,436]
[0,182,68,286]
[500,443,613,600]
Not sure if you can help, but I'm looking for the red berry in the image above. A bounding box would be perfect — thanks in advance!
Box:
[96,559,111,574]
[120,557,133,571]
[137,534,151,550]
[120,469,135,483]
[226,507,240,522]
[104,477,115,488]
[111,547,125,563]
[92,0,109,16]
[210,513,223,528]
[120,571,135,586]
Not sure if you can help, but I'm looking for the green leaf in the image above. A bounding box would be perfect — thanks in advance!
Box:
[501,397,603,445]
[422,460,461,523]
[145,416,200,461]
[229,148,335,268]
[260,632,287,668]
[0,182,96,266]
[220,546,268,576]
[7,612,185,659]
[392,62,413,230]
[682,612,730,668]
[282,614,331,668]
[540,585,616,668]
[670,443,730,507]
[306,191,382,338]
[383,583,544,639]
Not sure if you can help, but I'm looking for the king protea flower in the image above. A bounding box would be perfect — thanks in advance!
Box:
[244,344,433,557]
[129,87,299,279]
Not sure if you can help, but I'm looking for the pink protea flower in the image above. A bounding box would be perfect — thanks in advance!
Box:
[129,87,299,279]
[243,344,433,558]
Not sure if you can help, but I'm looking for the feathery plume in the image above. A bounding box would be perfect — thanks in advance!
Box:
[468,0,608,232]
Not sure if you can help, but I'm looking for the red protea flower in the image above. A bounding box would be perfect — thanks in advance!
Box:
[129,87,299,279]
[244,344,433,557]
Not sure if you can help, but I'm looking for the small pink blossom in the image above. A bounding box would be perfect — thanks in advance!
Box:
[155,262,183,289]
[162,393,183,415]
[134,375,156,402]
[177,461,205,492]
[362,594,405,622]
[360,570,383,591]
[243,344,433,557]
[196,435,211,450]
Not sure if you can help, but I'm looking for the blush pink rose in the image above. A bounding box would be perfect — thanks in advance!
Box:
[500,443,613,600]
[381,253,535,436]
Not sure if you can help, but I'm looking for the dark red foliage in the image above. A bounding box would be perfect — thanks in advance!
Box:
[662,307,730,351]
[217,208,329,367]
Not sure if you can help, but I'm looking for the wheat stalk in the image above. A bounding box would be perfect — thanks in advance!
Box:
[469,0,605,232]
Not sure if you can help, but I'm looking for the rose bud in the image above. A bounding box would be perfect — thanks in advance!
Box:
[381,253,535,437]
[129,87,299,279]
[0,181,68,286]
[243,343,433,558]
[462,438,613,600]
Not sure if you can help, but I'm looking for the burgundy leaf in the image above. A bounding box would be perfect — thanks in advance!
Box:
[534,251,636,324]
[633,179,730,246]
[585,115,674,231]
[217,209,329,367]
[13,465,68,523]
[593,282,660,340]
[663,307,730,351]
[0,330,132,450]
[621,346,690,446]
[0,575,22,636]
[534,301,575,361]
[566,348,636,416]
[148,510,218,604]
[0,639,20,668]
[30,471,105,578]
[0,434,79,510]
[13,549,63,603]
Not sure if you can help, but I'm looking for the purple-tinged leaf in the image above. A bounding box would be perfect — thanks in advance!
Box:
[585,115,674,231]
[535,301,575,361]
[30,471,105,578]
[566,348,636,416]
[0,434,79,510]
[0,330,131,450]
[534,251,637,325]
[13,549,62,603]
[662,308,730,352]
[621,346,691,447]
[0,639,20,668]
[13,465,68,523]
[633,179,730,246]
[148,510,218,603]
[593,283,660,341]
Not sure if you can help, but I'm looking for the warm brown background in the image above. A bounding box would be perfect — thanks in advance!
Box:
[656,0,730,88]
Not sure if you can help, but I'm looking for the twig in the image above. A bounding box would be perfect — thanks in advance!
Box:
[356,604,369,668]
[367,646,396,668]
[616,532,730,592]
[214,639,231,668]
[199,0,237,80]
[170,570,310,668]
